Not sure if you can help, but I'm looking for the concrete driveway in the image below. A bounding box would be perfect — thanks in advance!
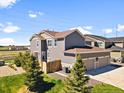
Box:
[87,65,124,90]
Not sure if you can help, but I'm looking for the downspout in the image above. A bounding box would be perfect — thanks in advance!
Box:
[75,48,77,61]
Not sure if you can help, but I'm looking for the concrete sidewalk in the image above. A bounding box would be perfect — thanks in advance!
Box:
[48,70,101,86]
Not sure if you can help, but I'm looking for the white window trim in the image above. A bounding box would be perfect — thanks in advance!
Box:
[47,39,53,47]
[53,39,57,47]
[36,40,40,47]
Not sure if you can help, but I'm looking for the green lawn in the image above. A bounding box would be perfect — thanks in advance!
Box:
[0,74,124,93]
[91,84,124,93]
[5,60,15,64]
[0,74,25,93]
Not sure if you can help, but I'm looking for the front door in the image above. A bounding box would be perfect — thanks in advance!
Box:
[41,51,46,61]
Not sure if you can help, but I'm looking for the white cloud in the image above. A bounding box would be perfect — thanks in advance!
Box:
[29,14,37,18]
[103,28,113,34]
[70,26,92,34]
[0,22,20,33]
[0,38,15,45]
[0,0,17,8]
[0,23,4,27]
[83,26,93,30]
[117,24,124,32]
[3,25,20,33]
[28,11,44,18]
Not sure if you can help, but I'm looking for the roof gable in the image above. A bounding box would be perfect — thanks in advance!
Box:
[85,34,112,42]
[37,29,84,39]
[30,34,44,41]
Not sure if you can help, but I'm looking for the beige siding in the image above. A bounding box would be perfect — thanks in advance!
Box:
[122,51,124,57]
[115,42,124,48]
[30,37,42,61]
[47,39,65,62]
[41,33,52,39]
[110,52,121,58]
[65,31,85,50]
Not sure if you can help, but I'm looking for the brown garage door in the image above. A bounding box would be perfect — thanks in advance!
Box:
[83,58,94,70]
[99,56,109,67]
[83,56,110,70]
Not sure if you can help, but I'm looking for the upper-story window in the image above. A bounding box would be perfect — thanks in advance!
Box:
[54,40,57,46]
[48,40,52,46]
[37,40,39,46]
[97,42,103,46]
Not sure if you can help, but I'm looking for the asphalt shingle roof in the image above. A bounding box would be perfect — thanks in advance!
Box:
[109,37,124,42]
[108,45,124,52]
[84,34,112,42]
[64,46,110,54]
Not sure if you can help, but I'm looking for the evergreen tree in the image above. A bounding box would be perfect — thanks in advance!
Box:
[63,54,90,93]
[14,52,23,67]
[22,51,31,71]
[25,54,43,92]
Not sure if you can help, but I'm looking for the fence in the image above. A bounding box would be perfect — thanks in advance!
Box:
[41,60,62,73]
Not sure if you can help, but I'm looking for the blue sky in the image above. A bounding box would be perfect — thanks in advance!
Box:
[0,0,124,45]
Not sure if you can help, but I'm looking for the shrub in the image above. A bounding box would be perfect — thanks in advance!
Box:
[14,53,23,67]
[14,58,21,67]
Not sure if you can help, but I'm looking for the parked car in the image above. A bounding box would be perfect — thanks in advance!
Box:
[121,57,124,63]
[0,60,5,66]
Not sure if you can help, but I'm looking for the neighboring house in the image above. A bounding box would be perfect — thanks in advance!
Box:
[30,29,110,70]
[8,45,29,51]
[109,45,124,62]
[84,34,113,49]
[109,37,124,48]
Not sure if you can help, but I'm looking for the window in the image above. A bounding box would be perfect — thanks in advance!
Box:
[37,40,39,46]
[54,40,57,46]
[97,42,103,46]
[48,40,52,46]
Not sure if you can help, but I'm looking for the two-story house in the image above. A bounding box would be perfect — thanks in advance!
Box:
[109,37,124,48]
[30,29,110,70]
[109,37,124,62]
[84,34,113,49]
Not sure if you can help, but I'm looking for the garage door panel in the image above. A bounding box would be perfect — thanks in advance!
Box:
[99,57,109,67]
[82,56,110,70]
[83,59,94,70]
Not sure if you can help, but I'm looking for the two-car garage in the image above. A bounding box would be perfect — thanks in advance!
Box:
[64,47,110,71]
[83,55,110,70]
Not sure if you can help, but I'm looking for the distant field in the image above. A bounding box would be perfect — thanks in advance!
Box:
[0,51,26,60]
[0,46,9,51]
